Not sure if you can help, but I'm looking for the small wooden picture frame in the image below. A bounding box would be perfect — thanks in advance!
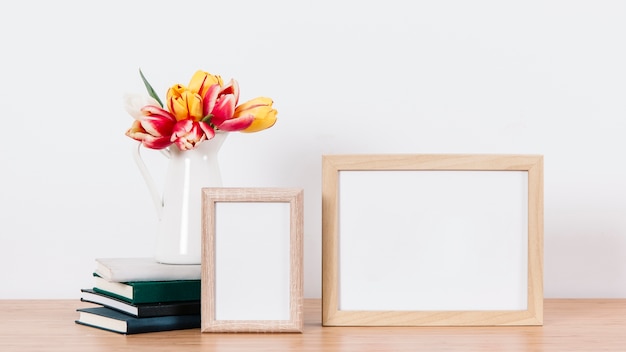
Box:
[201,188,304,333]
[322,154,543,326]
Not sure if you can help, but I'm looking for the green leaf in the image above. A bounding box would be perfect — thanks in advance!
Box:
[139,69,164,108]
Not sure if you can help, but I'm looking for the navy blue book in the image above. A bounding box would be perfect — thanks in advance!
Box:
[75,306,200,334]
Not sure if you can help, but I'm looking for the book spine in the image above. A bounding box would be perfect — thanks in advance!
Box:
[126,314,201,334]
[75,315,201,334]
[80,298,137,317]
[92,287,134,303]
[76,307,201,334]
[137,302,201,317]
[130,280,201,304]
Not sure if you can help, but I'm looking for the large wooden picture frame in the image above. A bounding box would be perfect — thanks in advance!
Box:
[322,154,543,326]
[201,188,304,333]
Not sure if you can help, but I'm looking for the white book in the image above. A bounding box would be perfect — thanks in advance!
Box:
[95,257,201,282]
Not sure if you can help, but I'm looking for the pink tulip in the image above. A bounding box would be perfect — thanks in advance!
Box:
[125,105,177,149]
[139,105,177,136]
[171,119,216,150]
[125,120,173,149]
[202,80,254,132]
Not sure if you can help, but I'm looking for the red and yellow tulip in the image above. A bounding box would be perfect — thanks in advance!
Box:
[124,95,177,149]
[236,97,278,133]
[171,119,215,151]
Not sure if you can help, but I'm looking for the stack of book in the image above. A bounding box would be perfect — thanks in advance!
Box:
[75,257,202,334]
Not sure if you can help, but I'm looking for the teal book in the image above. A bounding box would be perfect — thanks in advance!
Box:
[92,274,200,304]
[76,306,200,334]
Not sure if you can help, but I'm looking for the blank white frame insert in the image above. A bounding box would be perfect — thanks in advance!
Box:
[339,170,527,311]
[215,201,291,320]
[322,154,544,326]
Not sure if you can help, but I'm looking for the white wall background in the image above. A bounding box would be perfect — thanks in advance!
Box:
[1,0,625,299]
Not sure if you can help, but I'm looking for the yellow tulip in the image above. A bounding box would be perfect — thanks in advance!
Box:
[187,70,223,98]
[166,85,204,121]
[235,97,278,133]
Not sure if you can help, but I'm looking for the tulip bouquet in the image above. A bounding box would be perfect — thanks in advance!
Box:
[124,69,277,151]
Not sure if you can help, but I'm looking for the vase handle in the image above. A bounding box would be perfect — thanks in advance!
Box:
[132,142,169,220]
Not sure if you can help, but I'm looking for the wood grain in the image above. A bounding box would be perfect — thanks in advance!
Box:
[322,154,544,326]
[200,187,304,332]
[1,299,625,351]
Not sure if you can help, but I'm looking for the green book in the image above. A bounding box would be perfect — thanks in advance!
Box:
[92,274,200,304]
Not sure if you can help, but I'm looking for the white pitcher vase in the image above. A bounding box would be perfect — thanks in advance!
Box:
[132,132,228,264]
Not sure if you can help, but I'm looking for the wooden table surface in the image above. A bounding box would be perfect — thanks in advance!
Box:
[1,299,625,351]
